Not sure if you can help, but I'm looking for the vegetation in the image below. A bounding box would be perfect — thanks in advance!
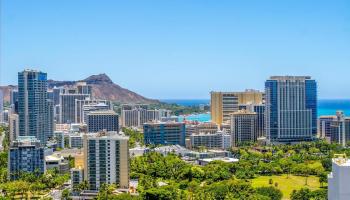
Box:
[0,169,70,199]
[149,102,209,116]
[126,140,347,199]
[122,127,144,148]
[0,125,70,199]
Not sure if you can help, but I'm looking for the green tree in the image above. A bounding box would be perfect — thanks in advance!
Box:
[61,188,71,200]
[256,186,283,200]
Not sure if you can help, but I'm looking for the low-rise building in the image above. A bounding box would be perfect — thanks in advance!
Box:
[45,154,69,174]
[144,121,186,146]
[190,131,231,150]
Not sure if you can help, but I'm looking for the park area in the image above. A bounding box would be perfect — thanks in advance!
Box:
[251,174,325,199]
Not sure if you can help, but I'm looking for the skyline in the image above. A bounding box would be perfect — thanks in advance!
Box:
[1,0,350,99]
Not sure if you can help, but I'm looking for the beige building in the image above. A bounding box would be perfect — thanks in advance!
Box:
[211,90,263,125]
[9,114,19,142]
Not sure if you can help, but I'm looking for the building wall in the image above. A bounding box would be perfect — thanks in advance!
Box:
[144,122,186,146]
[87,112,119,133]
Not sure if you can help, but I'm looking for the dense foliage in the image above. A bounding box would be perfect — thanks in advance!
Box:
[149,102,209,116]
[127,140,349,199]
[122,128,144,148]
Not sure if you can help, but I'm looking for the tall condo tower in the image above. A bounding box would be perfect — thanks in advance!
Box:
[265,76,317,143]
[18,69,54,145]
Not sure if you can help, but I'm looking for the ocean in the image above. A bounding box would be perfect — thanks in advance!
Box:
[161,99,350,122]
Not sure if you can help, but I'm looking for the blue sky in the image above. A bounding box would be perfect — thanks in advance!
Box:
[1,0,349,99]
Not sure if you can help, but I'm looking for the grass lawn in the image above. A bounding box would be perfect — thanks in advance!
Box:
[251,174,322,200]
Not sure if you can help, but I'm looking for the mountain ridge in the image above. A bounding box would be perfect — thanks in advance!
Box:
[0,74,159,104]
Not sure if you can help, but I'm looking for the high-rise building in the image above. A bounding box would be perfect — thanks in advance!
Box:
[18,70,54,145]
[211,90,264,125]
[9,114,19,142]
[143,121,186,146]
[76,82,92,95]
[75,99,112,124]
[231,109,258,147]
[265,76,317,143]
[10,90,19,114]
[10,90,18,106]
[319,111,350,147]
[52,87,63,106]
[83,132,129,190]
[8,136,45,180]
[239,104,265,138]
[87,110,119,133]
[210,92,239,125]
[319,116,335,139]
[59,93,90,123]
[121,107,171,128]
[328,154,350,200]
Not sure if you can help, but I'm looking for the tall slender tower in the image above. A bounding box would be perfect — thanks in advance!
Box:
[265,76,317,143]
[18,69,53,145]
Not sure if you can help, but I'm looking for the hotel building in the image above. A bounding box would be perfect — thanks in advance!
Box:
[210,90,263,125]
[87,110,119,133]
[265,76,317,143]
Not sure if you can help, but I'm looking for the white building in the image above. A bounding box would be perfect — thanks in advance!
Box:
[190,131,231,150]
[121,107,171,128]
[328,154,350,200]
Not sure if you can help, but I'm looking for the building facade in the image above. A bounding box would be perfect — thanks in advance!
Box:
[59,93,90,124]
[18,70,54,145]
[121,107,171,128]
[265,76,317,143]
[84,132,129,190]
[190,131,231,150]
[210,92,239,125]
[231,109,258,147]
[8,136,45,180]
[87,110,119,133]
[143,121,186,146]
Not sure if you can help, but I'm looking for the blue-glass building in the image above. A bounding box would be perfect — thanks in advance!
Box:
[8,136,45,180]
[18,70,54,145]
[265,76,317,143]
[144,122,186,146]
